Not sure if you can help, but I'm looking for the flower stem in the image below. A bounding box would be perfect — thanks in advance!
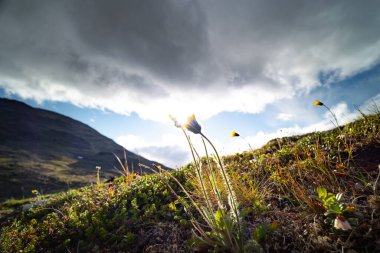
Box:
[182,128,214,213]
[323,104,340,128]
[200,132,243,248]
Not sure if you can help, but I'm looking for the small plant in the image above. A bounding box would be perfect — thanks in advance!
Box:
[231,130,254,153]
[316,186,362,230]
[114,149,137,186]
[253,222,278,242]
[95,166,101,187]
[166,114,254,252]
[31,189,42,203]
[314,100,340,128]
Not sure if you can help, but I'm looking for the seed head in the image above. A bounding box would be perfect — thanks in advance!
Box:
[183,114,202,134]
[231,131,240,137]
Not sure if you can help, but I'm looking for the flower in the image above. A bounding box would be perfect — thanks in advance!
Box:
[333,215,352,230]
[313,100,324,106]
[31,189,39,195]
[183,114,202,134]
[231,131,240,137]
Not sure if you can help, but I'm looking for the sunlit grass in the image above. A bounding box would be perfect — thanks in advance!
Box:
[164,114,251,252]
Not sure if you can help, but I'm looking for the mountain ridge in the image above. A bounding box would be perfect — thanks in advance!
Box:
[0,98,169,200]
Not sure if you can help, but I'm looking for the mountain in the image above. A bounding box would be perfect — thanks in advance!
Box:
[0,98,169,201]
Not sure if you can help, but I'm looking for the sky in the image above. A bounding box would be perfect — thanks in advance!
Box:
[0,0,380,168]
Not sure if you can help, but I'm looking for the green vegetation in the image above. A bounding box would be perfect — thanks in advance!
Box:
[1,106,380,252]
[0,171,190,252]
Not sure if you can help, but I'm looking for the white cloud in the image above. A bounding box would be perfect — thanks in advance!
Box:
[115,129,229,168]
[277,113,294,121]
[224,99,371,155]
[360,93,380,113]
[115,133,190,168]
[114,93,379,167]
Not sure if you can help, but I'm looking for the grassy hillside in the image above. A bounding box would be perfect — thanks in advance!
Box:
[0,112,379,252]
[0,98,169,201]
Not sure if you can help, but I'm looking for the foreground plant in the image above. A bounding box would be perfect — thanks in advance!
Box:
[231,131,254,153]
[316,186,362,231]
[114,148,138,186]
[166,114,257,252]
[314,100,340,128]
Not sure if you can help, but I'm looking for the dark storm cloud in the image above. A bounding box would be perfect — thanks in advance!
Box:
[65,0,209,83]
[201,0,380,89]
[0,0,209,95]
[0,0,379,119]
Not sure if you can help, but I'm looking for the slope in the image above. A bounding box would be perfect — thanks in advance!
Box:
[0,98,169,200]
[0,112,379,252]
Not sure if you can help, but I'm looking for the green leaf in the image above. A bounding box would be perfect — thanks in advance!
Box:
[168,202,177,212]
[253,224,271,242]
[317,187,327,199]
[324,194,337,206]
[215,209,224,225]
[254,200,262,208]
[328,204,343,214]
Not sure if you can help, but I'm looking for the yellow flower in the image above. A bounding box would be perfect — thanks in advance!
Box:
[183,114,202,134]
[31,189,39,195]
[313,100,324,106]
[231,131,240,137]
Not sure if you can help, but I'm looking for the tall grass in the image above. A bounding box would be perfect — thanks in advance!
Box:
[158,114,258,252]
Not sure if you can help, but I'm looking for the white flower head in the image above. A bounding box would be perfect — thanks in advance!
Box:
[182,114,202,134]
[334,216,352,231]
